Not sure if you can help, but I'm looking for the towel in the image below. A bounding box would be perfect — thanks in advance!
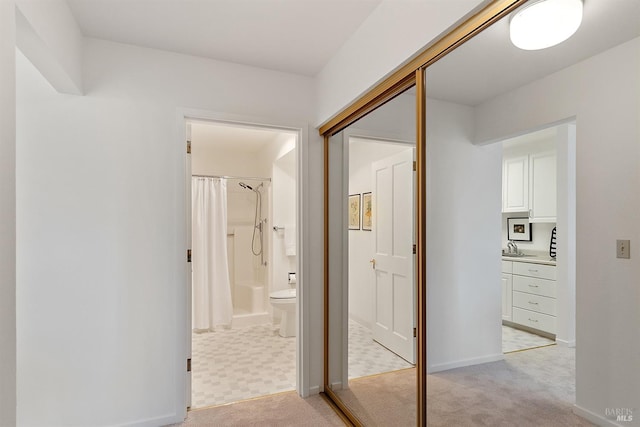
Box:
[284,224,296,257]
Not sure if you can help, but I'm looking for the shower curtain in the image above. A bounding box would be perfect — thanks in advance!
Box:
[192,177,233,330]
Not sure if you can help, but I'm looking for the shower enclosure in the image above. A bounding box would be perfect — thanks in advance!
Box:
[192,174,271,330]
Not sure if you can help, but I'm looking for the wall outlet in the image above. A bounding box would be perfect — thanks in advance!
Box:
[616,240,630,259]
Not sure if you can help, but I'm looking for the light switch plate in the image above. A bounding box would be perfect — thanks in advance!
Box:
[617,240,630,259]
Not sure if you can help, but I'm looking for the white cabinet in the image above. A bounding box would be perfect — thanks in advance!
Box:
[501,273,513,321]
[529,151,557,222]
[503,260,557,335]
[502,155,529,212]
[501,261,513,321]
[502,150,557,222]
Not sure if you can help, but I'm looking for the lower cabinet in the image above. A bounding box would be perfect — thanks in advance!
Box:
[502,260,556,335]
[501,261,513,322]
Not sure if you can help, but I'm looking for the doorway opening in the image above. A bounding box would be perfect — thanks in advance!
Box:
[499,122,576,355]
[186,119,299,409]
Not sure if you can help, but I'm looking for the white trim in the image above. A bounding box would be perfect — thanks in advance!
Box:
[115,413,180,427]
[556,338,576,348]
[427,353,504,373]
[174,108,312,414]
[573,405,621,427]
[308,385,321,395]
[329,382,344,391]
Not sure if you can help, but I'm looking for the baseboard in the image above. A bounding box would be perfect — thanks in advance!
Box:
[556,338,576,348]
[573,405,622,427]
[308,385,321,395]
[428,353,504,373]
[329,381,344,391]
[348,314,371,330]
[116,413,180,427]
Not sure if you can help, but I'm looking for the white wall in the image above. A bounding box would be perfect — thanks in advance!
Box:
[15,0,83,94]
[348,139,411,328]
[555,123,576,347]
[475,37,640,425]
[315,0,484,126]
[426,97,503,372]
[272,147,297,295]
[0,1,17,426]
[16,37,322,426]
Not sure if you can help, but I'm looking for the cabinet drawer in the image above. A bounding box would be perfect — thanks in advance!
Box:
[513,262,556,280]
[502,261,513,274]
[513,307,556,334]
[513,275,556,298]
[513,291,556,316]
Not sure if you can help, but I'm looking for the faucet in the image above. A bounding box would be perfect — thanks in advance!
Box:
[507,240,518,254]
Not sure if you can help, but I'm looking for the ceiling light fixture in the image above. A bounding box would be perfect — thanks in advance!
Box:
[510,0,583,50]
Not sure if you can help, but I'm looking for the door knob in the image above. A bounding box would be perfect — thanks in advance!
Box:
[369,258,376,269]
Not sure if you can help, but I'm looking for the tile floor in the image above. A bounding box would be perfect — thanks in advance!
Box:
[191,324,295,408]
[502,324,555,353]
[191,319,412,409]
[348,319,414,379]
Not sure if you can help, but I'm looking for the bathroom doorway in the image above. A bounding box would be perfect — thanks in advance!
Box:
[185,119,299,409]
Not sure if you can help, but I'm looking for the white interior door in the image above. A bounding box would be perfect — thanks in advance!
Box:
[371,148,415,364]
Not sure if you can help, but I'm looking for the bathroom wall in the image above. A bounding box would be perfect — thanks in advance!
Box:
[348,138,413,329]
[272,148,297,297]
[191,124,280,314]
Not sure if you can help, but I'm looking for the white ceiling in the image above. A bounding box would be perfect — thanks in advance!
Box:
[64,0,640,103]
[65,0,382,76]
[426,0,640,106]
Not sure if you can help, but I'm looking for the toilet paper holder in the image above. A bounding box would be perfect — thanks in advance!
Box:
[288,272,296,284]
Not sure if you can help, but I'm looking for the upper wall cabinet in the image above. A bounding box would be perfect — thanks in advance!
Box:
[502,155,529,213]
[502,147,557,223]
[529,151,557,223]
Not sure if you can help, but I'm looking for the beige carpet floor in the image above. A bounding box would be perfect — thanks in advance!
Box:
[169,391,345,426]
[170,346,594,427]
[336,345,594,427]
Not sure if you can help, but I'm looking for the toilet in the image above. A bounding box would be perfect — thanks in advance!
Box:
[270,288,296,337]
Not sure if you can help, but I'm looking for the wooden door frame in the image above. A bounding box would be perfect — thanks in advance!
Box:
[320,1,531,425]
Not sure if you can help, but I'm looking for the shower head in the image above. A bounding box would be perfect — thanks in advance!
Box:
[239,182,254,191]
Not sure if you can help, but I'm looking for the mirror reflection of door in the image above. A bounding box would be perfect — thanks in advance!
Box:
[370,147,415,364]
[327,90,418,426]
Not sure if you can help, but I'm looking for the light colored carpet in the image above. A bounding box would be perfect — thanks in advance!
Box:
[169,391,345,426]
[335,368,416,426]
[335,345,593,427]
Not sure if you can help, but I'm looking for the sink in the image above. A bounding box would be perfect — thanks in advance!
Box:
[501,251,534,258]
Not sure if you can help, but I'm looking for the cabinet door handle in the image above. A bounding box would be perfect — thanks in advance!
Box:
[369,259,376,269]
[528,284,539,288]
[528,301,539,305]
[528,318,539,323]
[528,269,539,273]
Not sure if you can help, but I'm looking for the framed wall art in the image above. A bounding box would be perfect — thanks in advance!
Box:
[507,217,532,242]
[348,194,361,230]
[362,192,372,231]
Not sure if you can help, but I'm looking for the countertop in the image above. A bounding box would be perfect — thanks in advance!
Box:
[501,250,556,266]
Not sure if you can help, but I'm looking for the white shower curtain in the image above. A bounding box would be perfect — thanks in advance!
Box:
[192,177,233,330]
